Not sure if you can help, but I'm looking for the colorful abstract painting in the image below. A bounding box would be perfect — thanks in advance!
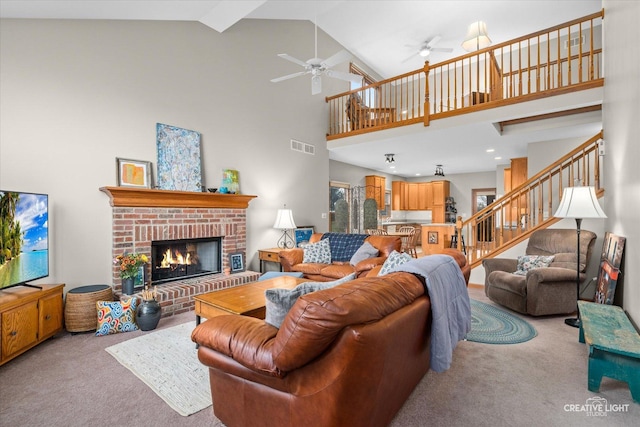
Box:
[156,123,202,192]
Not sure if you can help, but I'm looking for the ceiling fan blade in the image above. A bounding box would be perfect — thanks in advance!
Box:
[321,49,352,69]
[311,75,322,95]
[401,52,419,63]
[431,47,454,53]
[271,71,308,83]
[325,69,362,83]
[277,53,309,68]
[426,35,442,48]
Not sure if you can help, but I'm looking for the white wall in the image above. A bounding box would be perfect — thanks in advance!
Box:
[602,0,640,322]
[0,18,348,291]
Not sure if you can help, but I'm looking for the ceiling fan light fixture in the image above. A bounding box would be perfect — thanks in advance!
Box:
[462,21,492,52]
[385,153,395,163]
[435,164,445,176]
[418,47,430,57]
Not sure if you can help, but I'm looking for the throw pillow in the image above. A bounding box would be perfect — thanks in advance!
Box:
[378,250,413,276]
[349,241,379,266]
[264,273,356,328]
[302,238,331,264]
[513,255,555,276]
[95,297,139,336]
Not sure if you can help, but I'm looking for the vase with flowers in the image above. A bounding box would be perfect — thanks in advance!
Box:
[114,253,148,295]
[136,285,161,331]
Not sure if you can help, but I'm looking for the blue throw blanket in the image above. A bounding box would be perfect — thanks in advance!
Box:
[389,255,471,372]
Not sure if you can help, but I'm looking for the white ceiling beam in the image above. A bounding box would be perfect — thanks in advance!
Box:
[199,0,267,33]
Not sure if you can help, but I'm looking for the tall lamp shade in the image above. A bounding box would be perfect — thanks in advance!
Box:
[273,207,297,249]
[462,21,492,52]
[553,186,606,327]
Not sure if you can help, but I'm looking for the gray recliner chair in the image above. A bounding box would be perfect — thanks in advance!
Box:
[482,228,597,316]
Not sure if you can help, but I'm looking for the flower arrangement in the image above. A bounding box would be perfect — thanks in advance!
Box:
[140,284,157,301]
[114,253,148,279]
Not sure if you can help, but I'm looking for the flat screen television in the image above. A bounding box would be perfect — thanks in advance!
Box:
[0,190,49,290]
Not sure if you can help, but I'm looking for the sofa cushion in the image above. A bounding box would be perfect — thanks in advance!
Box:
[379,250,413,276]
[321,232,368,262]
[488,271,527,296]
[291,263,326,275]
[349,241,379,266]
[513,255,555,275]
[264,273,356,328]
[303,238,331,264]
[320,263,356,279]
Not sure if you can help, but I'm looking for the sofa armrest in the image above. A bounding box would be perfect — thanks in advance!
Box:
[354,255,387,276]
[191,315,283,377]
[279,248,304,272]
[483,258,518,275]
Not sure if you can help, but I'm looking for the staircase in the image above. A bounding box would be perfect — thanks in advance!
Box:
[454,132,603,268]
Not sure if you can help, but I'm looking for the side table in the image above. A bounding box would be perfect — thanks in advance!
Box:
[258,248,285,273]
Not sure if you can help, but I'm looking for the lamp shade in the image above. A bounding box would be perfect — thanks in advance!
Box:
[273,208,297,230]
[462,21,492,52]
[554,186,607,219]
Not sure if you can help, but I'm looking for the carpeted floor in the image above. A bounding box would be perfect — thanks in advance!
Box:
[0,287,637,426]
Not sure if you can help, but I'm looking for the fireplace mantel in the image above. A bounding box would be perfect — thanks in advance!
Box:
[100,186,257,209]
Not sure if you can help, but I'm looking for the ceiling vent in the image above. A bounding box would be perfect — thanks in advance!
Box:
[291,139,315,155]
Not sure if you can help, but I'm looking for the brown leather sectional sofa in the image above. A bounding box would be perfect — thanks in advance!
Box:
[278,232,401,281]
[191,250,470,427]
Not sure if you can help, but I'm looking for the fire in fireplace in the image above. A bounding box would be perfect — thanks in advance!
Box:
[151,237,222,284]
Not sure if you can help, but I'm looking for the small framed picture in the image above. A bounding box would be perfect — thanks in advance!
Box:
[117,158,152,188]
[295,226,315,247]
[428,231,438,244]
[229,252,244,273]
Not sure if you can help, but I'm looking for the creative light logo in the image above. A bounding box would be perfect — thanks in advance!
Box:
[564,396,630,416]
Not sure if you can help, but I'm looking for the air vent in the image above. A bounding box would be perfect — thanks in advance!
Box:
[564,35,585,49]
[290,139,315,155]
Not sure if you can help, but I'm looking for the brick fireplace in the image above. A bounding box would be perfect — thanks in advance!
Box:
[100,187,259,317]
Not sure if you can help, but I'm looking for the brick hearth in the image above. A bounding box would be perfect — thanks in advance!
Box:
[100,187,258,317]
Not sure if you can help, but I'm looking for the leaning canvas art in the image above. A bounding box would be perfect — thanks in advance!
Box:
[594,232,626,305]
[156,123,202,192]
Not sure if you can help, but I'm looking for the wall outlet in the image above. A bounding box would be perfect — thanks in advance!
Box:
[321,212,327,219]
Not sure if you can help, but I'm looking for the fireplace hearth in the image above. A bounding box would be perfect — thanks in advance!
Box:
[151,237,222,284]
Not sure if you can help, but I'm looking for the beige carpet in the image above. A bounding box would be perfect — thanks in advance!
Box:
[105,322,211,416]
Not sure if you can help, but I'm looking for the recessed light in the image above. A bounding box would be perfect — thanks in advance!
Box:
[486,148,495,153]
[494,156,502,160]
[389,165,395,169]
[415,173,421,176]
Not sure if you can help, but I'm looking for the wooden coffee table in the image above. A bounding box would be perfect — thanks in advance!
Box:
[194,275,308,324]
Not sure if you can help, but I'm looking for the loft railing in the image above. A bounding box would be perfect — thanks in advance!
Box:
[326,10,604,139]
[453,132,603,268]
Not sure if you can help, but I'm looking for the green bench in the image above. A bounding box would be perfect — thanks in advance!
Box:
[578,301,640,403]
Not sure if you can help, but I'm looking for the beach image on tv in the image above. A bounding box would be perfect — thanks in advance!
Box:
[0,191,49,287]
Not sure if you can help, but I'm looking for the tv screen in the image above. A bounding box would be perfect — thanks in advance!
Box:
[0,190,49,290]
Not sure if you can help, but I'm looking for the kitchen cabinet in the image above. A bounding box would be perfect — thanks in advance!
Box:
[392,180,449,215]
[365,175,386,209]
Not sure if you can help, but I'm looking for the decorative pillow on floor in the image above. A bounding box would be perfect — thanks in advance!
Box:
[302,238,332,264]
[265,273,356,328]
[513,255,555,276]
[378,250,413,276]
[349,241,379,266]
[95,297,139,336]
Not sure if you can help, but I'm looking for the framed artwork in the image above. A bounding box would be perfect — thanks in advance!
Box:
[221,169,240,194]
[229,252,244,273]
[594,232,626,305]
[116,158,152,188]
[133,265,145,291]
[295,226,315,247]
[156,123,202,192]
[428,231,438,244]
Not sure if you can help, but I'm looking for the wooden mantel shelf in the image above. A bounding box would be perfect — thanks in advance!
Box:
[100,186,257,209]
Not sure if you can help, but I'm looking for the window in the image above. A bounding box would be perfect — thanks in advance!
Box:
[350,63,377,107]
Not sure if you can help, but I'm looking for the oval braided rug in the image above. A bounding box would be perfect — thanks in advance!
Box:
[465,299,537,344]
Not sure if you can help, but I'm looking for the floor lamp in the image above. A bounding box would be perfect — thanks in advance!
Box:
[553,186,606,327]
[273,206,297,249]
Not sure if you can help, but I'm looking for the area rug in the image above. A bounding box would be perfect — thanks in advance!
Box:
[105,322,211,416]
[465,299,537,344]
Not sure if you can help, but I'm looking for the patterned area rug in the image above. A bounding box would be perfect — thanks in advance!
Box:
[106,322,211,416]
[465,299,537,344]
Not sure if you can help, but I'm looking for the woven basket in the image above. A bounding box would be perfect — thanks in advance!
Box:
[64,285,113,333]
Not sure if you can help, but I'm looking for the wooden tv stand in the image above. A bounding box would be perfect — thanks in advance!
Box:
[0,284,64,366]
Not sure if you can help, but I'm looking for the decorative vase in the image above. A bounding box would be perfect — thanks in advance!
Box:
[122,277,134,295]
[136,299,161,331]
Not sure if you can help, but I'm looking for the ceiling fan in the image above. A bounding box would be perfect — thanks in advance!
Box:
[401,36,454,63]
[271,20,363,95]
